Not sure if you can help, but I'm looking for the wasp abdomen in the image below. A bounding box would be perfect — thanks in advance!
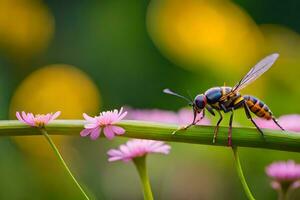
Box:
[243,95,272,120]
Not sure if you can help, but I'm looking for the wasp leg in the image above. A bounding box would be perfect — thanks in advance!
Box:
[206,105,216,116]
[213,110,223,144]
[200,109,205,120]
[182,122,196,130]
[243,102,264,137]
[220,104,230,113]
[228,108,234,146]
[181,107,209,131]
[172,109,197,135]
[185,108,198,128]
[272,117,285,131]
[172,127,183,135]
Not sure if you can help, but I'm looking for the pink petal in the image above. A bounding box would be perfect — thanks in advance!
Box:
[80,129,91,137]
[154,145,171,154]
[106,139,171,163]
[107,149,123,157]
[148,140,164,149]
[254,118,279,130]
[51,111,61,121]
[21,112,29,121]
[271,181,280,190]
[84,123,99,129]
[118,111,127,121]
[292,181,300,189]
[108,156,123,162]
[16,112,25,123]
[21,111,34,126]
[83,113,96,122]
[90,127,101,140]
[111,126,125,135]
[119,144,131,155]
[103,126,115,140]
[279,115,300,132]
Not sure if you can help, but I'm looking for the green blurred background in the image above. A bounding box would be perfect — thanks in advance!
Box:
[0,0,300,199]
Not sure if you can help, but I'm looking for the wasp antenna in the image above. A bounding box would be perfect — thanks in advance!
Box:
[163,88,192,104]
[186,90,194,102]
[163,88,173,94]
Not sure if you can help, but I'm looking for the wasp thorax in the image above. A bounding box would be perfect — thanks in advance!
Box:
[194,94,207,110]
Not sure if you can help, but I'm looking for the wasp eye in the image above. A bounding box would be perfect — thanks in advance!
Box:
[194,94,206,109]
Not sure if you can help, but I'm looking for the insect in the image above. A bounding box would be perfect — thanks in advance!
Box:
[164,53,285,146]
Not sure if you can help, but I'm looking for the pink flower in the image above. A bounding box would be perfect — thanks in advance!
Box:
[278,115,300,132]
[80,107,127,140]
[125,107,210,125]
[270,180,300,191]
[107,139,171,162]
[177,108,210,126]
[254,114,300,132]
[16,111,61,127]
[266,160,300,198]
[125,108,178,123]
[270,181,281,190]
[266,160,300,183]
[254,118,279,130]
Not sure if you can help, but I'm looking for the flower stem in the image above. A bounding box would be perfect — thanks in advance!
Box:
[232,147,255,200]
[133,156,154,200]
[40,128,90,200]
[280,184,294,200]
[1,120,299,153]
[279,191,286,200]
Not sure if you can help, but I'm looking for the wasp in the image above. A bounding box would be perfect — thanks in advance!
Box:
[164,53,285,146]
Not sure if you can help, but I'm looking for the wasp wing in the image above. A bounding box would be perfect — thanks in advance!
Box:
[232,53,279,92]
[219,53,279,101]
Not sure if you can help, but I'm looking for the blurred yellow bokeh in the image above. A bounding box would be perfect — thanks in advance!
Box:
[9,64,101,157]
[0,0,54,58]
[147,0,265,75]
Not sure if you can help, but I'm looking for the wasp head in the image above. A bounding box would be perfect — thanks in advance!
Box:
[193,94,207,113]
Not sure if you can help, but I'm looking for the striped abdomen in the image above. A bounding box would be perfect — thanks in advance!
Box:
[243,95,272,120]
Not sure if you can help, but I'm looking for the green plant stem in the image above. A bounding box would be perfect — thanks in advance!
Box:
[232,147,255,200]
[0,120,300,152]
[279,190,286,200]
[40,128,90,200]
[280,183,294,200]
[284,187,292,200]
[133,156,154,200]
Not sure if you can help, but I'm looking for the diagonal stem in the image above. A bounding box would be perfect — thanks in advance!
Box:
[40,128,90,200]
[232,147,255,200]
